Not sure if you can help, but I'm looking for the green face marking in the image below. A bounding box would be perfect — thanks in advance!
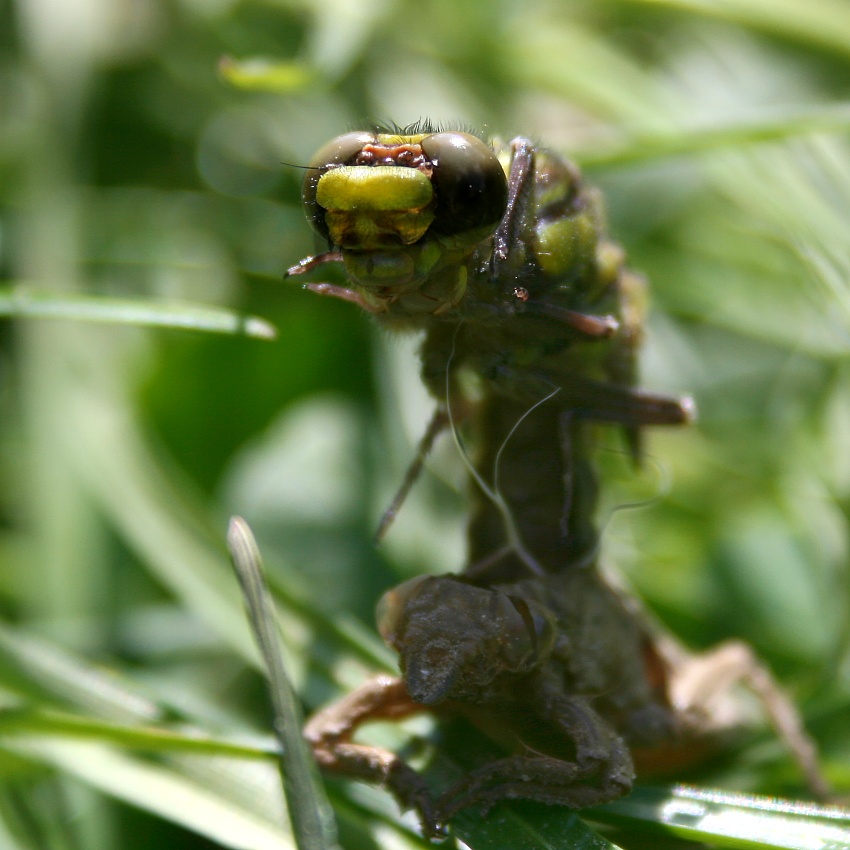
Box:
[316,165,436,248]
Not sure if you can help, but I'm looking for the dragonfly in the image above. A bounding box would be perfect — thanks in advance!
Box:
[290,123,829,836]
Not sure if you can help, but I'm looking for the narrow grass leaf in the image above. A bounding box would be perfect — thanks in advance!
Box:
[0,804,32,850]
[0,287,276,339]
[450,803,624,850]
[1,739,292,850]
[621,0,850,60]
[228,517,340,850]
[575,103,850,169]
[589,784,850,849]
[0,707,277,761]
[0,622,162,722]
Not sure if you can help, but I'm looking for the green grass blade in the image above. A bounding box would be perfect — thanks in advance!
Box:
[620,0,850,59]
[228,517,340,850]
[2,739,292,850]
[575,102,850,168]
[590,785,850,849]
[0,802,34,850]
[0,621,163,721]
[0,707,276,761]
[0,620,426,848]
[0,287,276,339]
[450,803,624,850]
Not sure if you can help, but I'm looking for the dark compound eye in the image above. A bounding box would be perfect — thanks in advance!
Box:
[421,132,508,237]
[302,131,377,242]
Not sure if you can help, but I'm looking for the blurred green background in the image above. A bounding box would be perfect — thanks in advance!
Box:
[2,0,850,847]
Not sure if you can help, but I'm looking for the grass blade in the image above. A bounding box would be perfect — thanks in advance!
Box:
[0,707,277,761]
[621,0,850,59]
[590,784,850,849]
[227,517,339,850]
[0,287,276,339]
[575,102,850,168]
[3,739,291,850]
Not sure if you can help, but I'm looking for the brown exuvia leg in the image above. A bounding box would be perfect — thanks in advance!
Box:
[304,675,444,836]
[436,693,634,822]
[665,639,831,799]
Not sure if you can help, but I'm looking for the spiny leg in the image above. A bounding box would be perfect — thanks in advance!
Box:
[521,297,620,338]
[490,361,693,430]
[304,675,443,836]
[374,407,449,543]
[537,372,695,427]
[667,640,831,799]
[492,137,536,268]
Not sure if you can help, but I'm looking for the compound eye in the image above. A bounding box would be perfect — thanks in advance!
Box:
[421,132,507,237]
[302,131,377,242]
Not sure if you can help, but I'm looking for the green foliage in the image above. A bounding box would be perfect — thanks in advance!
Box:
[1,0,849,847]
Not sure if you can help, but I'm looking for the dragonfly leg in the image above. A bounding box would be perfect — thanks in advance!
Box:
[435,694,633,821]
[666,640,831,799]
[284,250,344,278]
[527,370,696,428]
[492,137,536,266]
[302,281,383,313]
[522,299,620,338]
[304,675,444,836]
[374,407,449,543]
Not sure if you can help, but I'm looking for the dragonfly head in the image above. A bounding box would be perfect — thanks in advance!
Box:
[376,574,556,706]
[302,131,508,305]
